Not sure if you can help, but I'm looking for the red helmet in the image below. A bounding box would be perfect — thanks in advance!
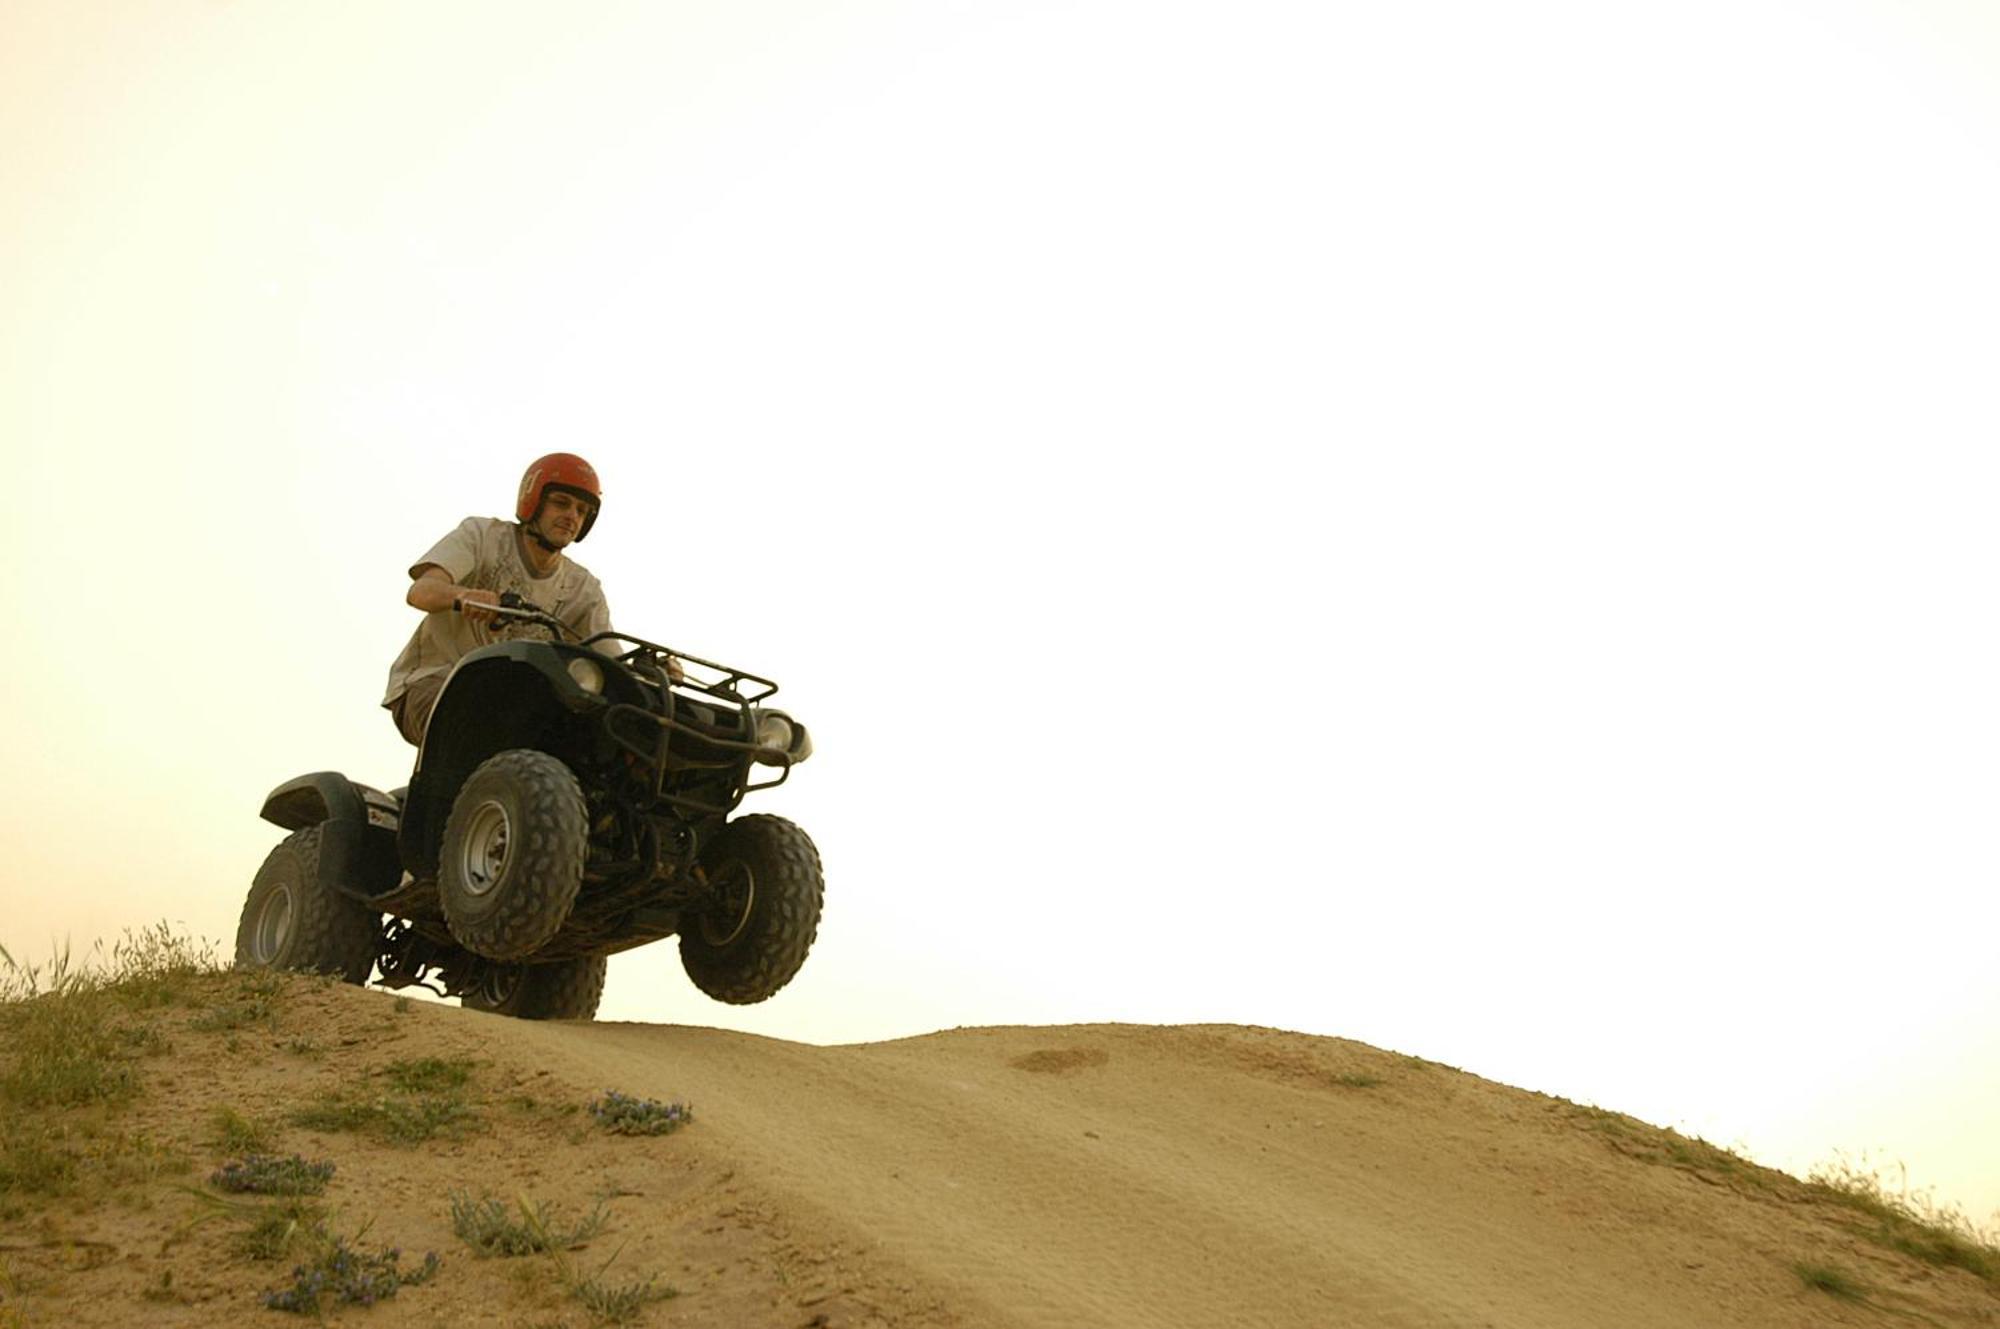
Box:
[516,453,602,540]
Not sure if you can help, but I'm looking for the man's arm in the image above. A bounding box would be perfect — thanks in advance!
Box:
[408,565,500,624]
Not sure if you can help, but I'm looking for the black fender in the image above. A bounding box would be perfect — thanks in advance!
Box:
[259,772,403,903]
[401,644,613,878]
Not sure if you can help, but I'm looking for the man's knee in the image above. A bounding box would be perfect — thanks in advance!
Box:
[390,675,443,747]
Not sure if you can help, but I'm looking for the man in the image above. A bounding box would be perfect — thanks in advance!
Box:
[382,453,616,747]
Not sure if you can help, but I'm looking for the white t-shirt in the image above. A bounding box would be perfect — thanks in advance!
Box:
[382,517,614,705]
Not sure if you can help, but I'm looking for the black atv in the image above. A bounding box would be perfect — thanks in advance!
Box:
[235,595,822,1020]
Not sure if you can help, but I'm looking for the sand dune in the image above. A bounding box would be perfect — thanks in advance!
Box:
[4,976,1993,1327]
[507,1018,1993,1328]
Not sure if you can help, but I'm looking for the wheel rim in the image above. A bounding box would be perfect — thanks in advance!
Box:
[476,966,521,1007]
[700,861,756,947]
[458,800,512,897]
[251,883,294,964]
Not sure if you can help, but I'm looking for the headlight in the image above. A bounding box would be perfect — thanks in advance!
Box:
[755,713,794,754]
[752,713,811,766]
[565,656,604,695]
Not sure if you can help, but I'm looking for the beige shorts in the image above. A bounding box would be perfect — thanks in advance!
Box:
[387,672,446,747]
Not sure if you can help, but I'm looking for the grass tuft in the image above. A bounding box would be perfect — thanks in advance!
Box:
[384,1057,475,1094]
[291,1059,481,1145]
[292,1094,478,1145]
[450,1191,608,1257]
[210,1107,274,1155]
[0,1117,78,1208]
[571,1264,678,1323]
[101,924,219,1008]
[0,986,139,1110]
[454,1191,676,1322]
[211,1154,335,1197]
[0,927,225,1218]
[239,1199,330,1262]
[1793,1261,1867,1302]
[0,925,227,1193]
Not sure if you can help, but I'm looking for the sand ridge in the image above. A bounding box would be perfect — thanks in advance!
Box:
[3,978,1994,1327]
[501,1017,1996,1328]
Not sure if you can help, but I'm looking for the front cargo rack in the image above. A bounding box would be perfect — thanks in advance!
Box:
[584,631,795,815]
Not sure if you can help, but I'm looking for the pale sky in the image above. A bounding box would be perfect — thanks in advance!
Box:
[4,0,1998,1224]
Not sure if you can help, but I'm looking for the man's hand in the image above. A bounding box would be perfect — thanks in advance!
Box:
[452,588,501,625]
[665,656,686,685]
[408,566,500,623]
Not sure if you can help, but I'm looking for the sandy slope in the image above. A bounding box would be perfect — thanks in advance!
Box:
[4,978,1995,1328]
[508,1018,1995,1329]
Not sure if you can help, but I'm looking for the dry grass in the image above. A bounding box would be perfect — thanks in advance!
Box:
[0,926,221,1216]
[1,926,701,1324]
[1807,1154,2000,1286]
[1563,1098,2000,1290]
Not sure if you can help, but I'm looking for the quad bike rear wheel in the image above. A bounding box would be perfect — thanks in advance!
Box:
[235,825,380,984]
[439,749,589,961]
[462,956,608,1020]
[680,814,823,1004]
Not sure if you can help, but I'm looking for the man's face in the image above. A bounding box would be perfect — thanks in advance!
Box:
[535,488,596,546]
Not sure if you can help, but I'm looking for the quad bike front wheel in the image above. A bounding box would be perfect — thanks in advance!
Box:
[462,956,608,1020]
[439,749,589,961]
[235,825,380,984]
[680,813,824,1005]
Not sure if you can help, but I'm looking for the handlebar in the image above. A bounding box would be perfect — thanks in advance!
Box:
[451,593,685,682]
[451,591,577,641]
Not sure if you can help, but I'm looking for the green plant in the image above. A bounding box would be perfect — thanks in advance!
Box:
[571,1262,678,1323]
[101,924,219,1007]
[290,1060,481,1146]
[0,1116,76,1204]
[0,1252,35,1329]
[211,1155,334,1197]
[540,1222,675,1323]
[0,980,139,1110]
[0,933,217,1222]
[210,1107,274,1155]
[1792,1261,1866,1302]
[186,968,286,1033]
[93,1131,192,1190]
[292,1092,478,1145]
[261,1232,440,1314]
[239,1199,329,1261]
[587,1090,692,1136]
[457,1192,675,1322]
[450,1191,608,1257]
[384,1057,475,1093]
